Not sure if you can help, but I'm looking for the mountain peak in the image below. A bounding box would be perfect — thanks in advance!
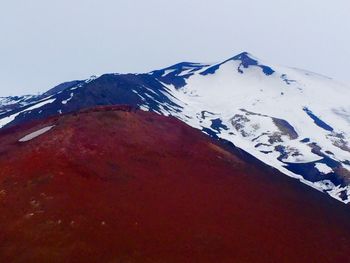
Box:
[229,51,259,65]
[231,51,255,60]
[200,52,275,76]
[230,51,274,75]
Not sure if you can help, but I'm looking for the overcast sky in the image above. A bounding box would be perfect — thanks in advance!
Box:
[0,0,349,96]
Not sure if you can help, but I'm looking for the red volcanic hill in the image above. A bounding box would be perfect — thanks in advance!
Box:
[0,106,349,263]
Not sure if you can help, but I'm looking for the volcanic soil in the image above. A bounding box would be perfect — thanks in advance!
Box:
[0,106,349,263]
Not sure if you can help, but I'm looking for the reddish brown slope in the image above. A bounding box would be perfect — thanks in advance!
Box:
[0,106,349,263]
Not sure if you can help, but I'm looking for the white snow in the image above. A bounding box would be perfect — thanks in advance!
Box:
[0,95,37,107]
[85,75,99,83]
[314,163,333,174]
[162,69,175,77]
[0,98,56,128]
[19,125,55,142]
[154,54,350,203]
[62,93,74,104]
[139,105,150,111]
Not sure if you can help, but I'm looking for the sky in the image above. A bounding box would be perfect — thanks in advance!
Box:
[0,0,349,96]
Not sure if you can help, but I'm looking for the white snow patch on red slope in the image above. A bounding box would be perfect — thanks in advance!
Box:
[19,125,55,142]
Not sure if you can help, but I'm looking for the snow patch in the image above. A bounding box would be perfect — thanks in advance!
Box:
[62,93,74,104]
[19,125,55,142]
[314,163,333,174]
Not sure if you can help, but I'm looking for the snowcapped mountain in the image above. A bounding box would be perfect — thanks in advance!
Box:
[1,52,349,203]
